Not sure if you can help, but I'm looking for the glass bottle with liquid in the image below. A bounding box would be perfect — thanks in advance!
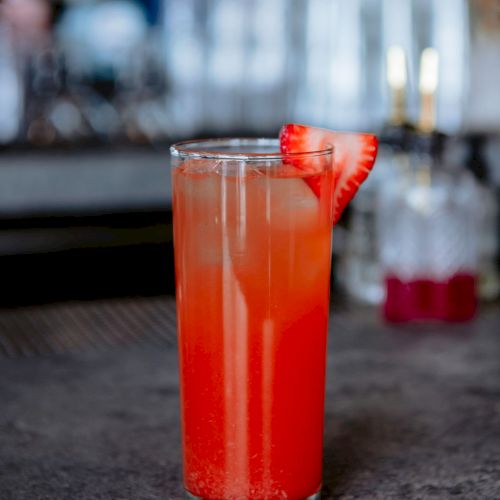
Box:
[378,133,480,322]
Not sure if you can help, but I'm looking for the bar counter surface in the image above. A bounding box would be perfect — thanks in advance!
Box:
[0,297,499,499]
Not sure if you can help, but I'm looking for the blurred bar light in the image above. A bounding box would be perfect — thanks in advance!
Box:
[418,47,439,132]
[386,45,407,125]
[419,47,439,94]
[382,0,414,123]
[387,46,407,90]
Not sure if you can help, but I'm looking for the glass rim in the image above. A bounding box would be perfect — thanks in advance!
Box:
[169,138,333,161]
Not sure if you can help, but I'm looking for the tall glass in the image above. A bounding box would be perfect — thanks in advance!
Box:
[170,139,334,500]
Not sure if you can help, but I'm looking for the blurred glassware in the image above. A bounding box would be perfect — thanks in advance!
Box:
[162,0,291,136]
[204,0,248,132]
[377,45,481,322]
[55,0,153,143]
[294,0,364,130]
[161,0,206,136]
[338,151,386,304]
[378,132,480,322]
[57,0,148,83]
[0,0,498,153]
[0,0,52,146]
[47,53,91,143]
[24,47,61,146]
[0,24,23,144]
[242,0,289,133]
[115,32,169,144]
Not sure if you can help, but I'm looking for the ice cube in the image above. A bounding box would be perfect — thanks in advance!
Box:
[173,168,223,266]
[250,175,320,232]
[179,158,220,175]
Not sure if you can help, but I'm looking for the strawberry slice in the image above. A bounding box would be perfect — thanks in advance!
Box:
[280,123,378,224]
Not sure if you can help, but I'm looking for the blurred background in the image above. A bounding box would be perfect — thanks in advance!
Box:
[0,0,499,319]
[2,4,499,497]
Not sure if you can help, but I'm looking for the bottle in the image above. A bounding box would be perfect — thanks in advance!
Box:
[379,48,480,322]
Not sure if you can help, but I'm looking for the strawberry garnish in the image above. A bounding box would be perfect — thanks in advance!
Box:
[280,123,378,224]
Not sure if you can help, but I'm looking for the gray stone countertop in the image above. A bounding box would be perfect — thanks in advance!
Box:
[0,299,499,499]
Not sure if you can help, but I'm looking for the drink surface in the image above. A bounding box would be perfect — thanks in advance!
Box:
[172,158,333,499]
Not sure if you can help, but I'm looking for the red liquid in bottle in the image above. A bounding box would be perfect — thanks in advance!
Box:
[384,273,477,322]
